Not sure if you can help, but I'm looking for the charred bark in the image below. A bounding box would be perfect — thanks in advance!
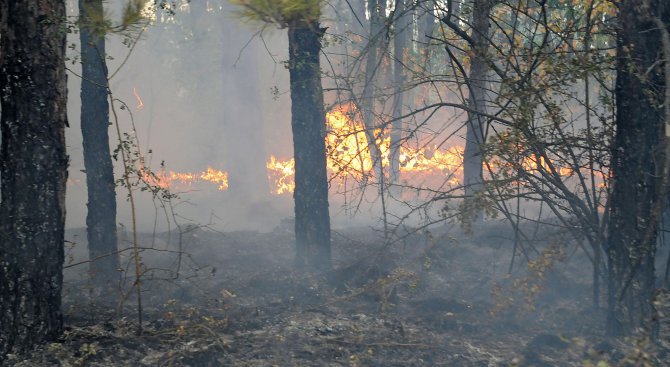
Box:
[288,23,332,270]
[0,0,68,357]
[606,0,669,335]
[79,0,120,292]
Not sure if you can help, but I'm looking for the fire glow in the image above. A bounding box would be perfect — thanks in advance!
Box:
[266,104,468,194]
[149,167,229,191]
[128,103,575,195]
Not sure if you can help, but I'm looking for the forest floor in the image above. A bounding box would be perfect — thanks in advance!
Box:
[9,222,670,366]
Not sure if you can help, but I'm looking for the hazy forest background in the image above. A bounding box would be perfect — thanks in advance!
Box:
[1,0,670,365]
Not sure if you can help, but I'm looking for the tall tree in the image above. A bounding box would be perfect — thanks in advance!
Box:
[389,0,410,183]
[417,0,436,46]
[0,0,69,356]
[231,0,332,270]
[461,0,491,220]
[79,0,120,292]
[289,22,332,269]
[361,0,384,180]
[606,0,670,335]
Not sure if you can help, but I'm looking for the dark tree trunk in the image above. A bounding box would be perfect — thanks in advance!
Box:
[390,0,409,183]
[0,0,68,357]
[462,0,490,218]
[79,0,120,292]
[288,23,332,270]
[606,0,669,335]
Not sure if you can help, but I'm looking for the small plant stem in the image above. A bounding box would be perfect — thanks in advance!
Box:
[109,92,143,336]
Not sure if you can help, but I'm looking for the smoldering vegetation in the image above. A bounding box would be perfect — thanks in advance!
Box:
[8,219,658,366]
[8,0,666,366]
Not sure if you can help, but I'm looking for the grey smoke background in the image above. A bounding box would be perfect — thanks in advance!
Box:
[65,1,302,231]
[63,1,491,235]
[63,1,433,233]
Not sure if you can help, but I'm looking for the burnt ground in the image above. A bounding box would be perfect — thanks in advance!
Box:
[8,222,670,366]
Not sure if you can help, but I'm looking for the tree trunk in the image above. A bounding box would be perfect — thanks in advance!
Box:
[288,23,332,270]
[462,0,490,219]
[418,0,436,46]
[361,0,384,181]
[606,0,669,335]
[79,0,120,292]
[390,0,409,183]
[0,0,68,356]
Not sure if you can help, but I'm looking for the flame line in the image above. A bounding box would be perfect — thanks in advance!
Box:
[133,87,144,110]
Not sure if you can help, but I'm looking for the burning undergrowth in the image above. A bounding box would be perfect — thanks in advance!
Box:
[11,224,668,366]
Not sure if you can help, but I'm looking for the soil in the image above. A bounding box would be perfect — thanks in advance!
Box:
[7,222,669,366]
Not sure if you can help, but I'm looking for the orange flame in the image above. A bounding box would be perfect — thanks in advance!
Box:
[133,87,144,110]
[149,167,229,191]
[266,104,467,194]
[325,105,389,178]
[266,155,295,195]
[266,103,582,195]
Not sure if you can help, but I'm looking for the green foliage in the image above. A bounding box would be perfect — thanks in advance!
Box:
[79,0,151,38]
[120,0,150,31]
[229,0,322,28]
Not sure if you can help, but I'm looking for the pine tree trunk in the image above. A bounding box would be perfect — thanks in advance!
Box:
[0,0,68,356]
[79,0,120,292]
[361,0,384,181]
[606,0,669,335]
[390,0,409,184]
[288,23,332,270]
[462,0,490,219]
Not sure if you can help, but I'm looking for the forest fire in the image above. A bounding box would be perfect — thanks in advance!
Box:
[265,104,580,195]
[266,155,295,195]
[266,104,467,194]
[398,145,465,185]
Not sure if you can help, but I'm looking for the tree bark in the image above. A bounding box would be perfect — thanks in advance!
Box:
[288,23,332,270]
[462,0,491,220]
[418,0,436,46]
[390,0,409,183]
[361,0,384,181]
[79,0,120,292]
[0,0,68,357]
[606,0,669,335]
